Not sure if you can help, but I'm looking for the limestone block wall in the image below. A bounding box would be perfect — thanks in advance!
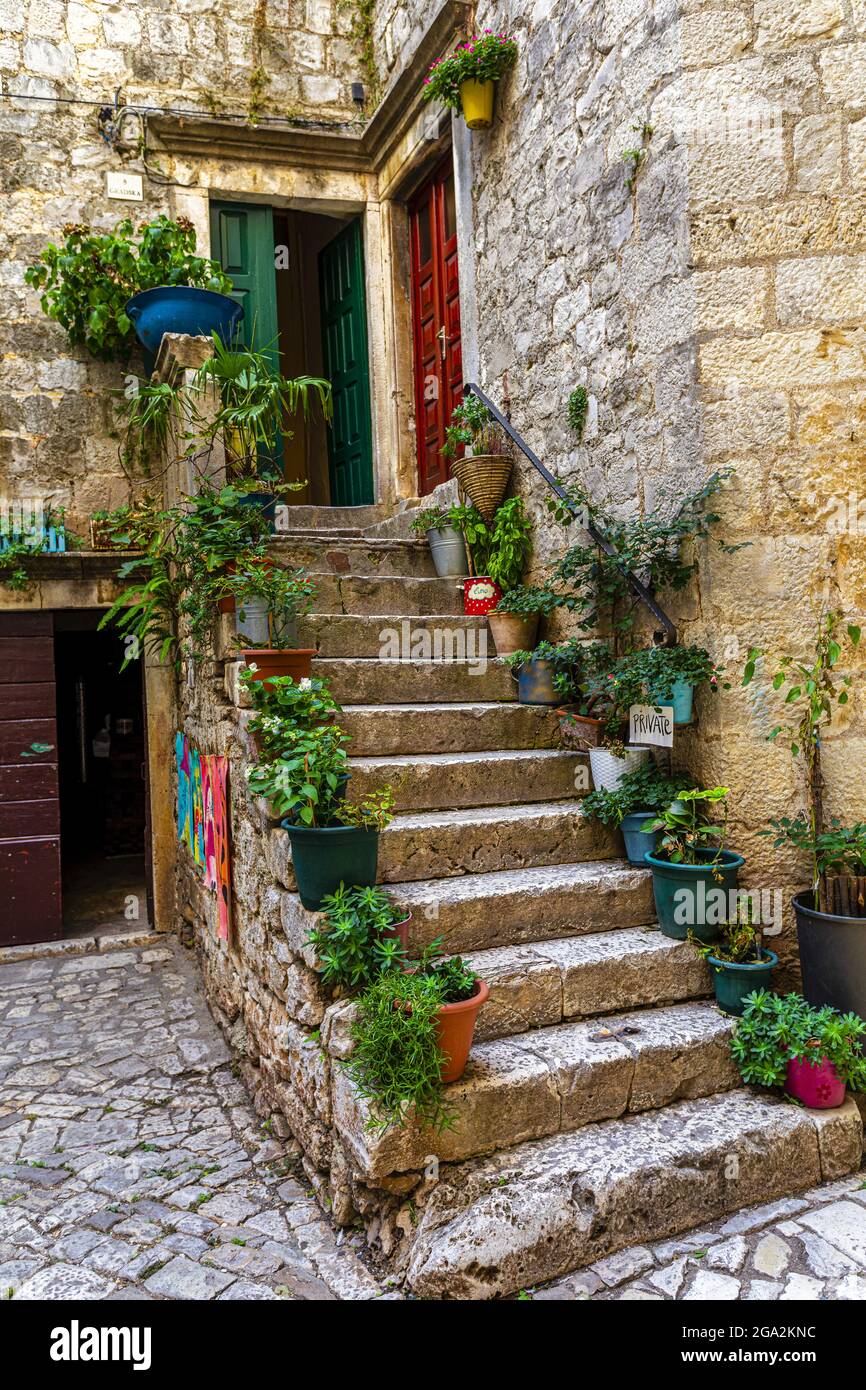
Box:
[0,0,362,533]
[387,0,866,970]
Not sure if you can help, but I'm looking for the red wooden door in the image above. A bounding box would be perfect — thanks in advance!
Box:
[0,612,61,945]
[409,158,463,495]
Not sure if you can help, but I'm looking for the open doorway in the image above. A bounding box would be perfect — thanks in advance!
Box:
[209,200,375,506]
[54,612,150,938]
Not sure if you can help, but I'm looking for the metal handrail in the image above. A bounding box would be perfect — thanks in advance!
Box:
[463,382,677,646]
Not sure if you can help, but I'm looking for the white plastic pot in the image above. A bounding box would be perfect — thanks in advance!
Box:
[588,744,651,792]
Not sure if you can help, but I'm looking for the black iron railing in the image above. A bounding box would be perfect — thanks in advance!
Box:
[463,382,677,646]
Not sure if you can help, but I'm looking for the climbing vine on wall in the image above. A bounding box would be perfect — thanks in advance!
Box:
[249,0,271,125]
[344,0,381,111]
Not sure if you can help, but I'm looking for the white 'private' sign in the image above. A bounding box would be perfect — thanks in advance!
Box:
[629,703,674,748]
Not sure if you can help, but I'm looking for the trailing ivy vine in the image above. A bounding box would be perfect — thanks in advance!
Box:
[345,0,381,110]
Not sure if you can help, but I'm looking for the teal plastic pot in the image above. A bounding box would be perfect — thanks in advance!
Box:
[281,821,379,910]
[644,848,746,943]
[659,678,694,725]
[620,812,660,867]
[705,950,778,1016]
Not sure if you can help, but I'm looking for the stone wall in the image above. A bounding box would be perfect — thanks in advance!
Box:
[417,0,866,969]
[0,0,362,534]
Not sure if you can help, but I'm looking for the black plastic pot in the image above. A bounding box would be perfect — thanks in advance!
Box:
[794,890,866,1017]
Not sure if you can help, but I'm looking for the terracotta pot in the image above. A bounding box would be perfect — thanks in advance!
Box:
[487,611,539,656]
[785,1054,846,1109]
[218,561,236,615]
[557,705,606,750]
[436,978,489,1083]
[462,575,502,615]
[380,911,412,951]
[241,648,315,691]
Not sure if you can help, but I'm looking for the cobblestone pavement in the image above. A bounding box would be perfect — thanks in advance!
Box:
[533,1173,866,1301]
[0,936,388,1301]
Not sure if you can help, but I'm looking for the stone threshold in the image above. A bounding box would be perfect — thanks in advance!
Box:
[0,927,162,966]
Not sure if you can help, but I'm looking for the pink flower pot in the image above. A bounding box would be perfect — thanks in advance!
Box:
[785,1055,846,1109]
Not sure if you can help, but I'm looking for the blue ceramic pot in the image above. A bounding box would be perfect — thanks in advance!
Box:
[620,812,660,866]
[705,950,778,1016]
[125,286,243,357]
[658,678,694,725]
[516,658,559,705]
[644,847,746,943]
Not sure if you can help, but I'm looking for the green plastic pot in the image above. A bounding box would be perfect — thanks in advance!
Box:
[281,821,379,910]
[644,848,746,943]
[705,949,778,1016]
[620,812,660,867]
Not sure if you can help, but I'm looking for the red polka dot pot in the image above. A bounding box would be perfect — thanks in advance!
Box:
[462,576,502,615]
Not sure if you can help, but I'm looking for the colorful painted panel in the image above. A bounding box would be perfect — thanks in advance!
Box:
[176,734,232,940]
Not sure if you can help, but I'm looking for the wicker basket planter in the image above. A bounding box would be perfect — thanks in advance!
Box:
[451,454,512,522]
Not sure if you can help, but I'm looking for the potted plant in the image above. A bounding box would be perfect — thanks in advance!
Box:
[692,905,778,1017]
[242,671,341,757]
[455,497,533,615]
[614,644,724,725]
[488,584,559,656]
[246,724,394,909]
[641,787,745,942]
[26,215,237,365]
[422,31,518,130]
[731,990,866,1107]
[344,945,489,1132]
[581,764,694,866]
[744,614,864,1015]
[441,396,512,523]
[409,505,469,578]
[502,642,560,705]
[306,884,410,991]
[226,559,317,686]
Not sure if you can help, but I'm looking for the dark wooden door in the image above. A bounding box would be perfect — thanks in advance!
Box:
[409,158,463,495]
[318,218,375,505]
[0,612,61,945]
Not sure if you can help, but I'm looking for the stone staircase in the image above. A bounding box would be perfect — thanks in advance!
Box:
[270,508,863,1300]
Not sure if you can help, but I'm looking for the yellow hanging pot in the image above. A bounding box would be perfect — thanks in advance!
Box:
[459,78,495,129]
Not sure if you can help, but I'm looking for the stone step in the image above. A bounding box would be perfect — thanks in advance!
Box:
[386,861,654,954]
[332,1002,740,1181]
[270,536,435,578]
[306,575,465,617]
[378,801,616,883]
[340,701,560,755]
[278,860,653,960]
[349,748,582,811]
[311,658,515,704]
[467,928,712,1042]
[276,503,388,530]
[268,802,616,894]
[402,1090,863,1299]
[300,613,487,660]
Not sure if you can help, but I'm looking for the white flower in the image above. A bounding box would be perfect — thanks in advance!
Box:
[299,678,312,690]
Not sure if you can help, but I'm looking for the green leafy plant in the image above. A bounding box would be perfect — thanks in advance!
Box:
[307,884,408,992]
[221,559,315,646]
[731,991,866,1092]
[345,944,481,1132]
[245,724,349,824]
[0,534,48,591]
[691,896,765,966]
[409,506,450,535]
[567,386,588,440]
[333,786,395,832]
[463,497,532,590]
[743,612,861,908]
[422,32,518,111]
[610,644,725,708]
[494,585,561,616]
[25,216,232,362]
[581,764,695,828]
[640,787,729,865]
[441,395,500,460]
[548,469,741,643]
[243,673,341,757]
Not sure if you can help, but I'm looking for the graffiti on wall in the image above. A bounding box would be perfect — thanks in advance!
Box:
[176,733,232,941]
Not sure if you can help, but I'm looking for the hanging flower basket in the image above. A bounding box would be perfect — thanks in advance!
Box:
[422,33,518,131]
[451,454,512,522]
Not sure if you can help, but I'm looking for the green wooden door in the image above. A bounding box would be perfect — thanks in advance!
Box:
[319,219,374,505]
[209,201,278,351]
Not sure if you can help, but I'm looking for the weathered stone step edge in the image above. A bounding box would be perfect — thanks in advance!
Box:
[268,801,618,891]
[402,1090,863,1299]
[465,927,712,1042]
[305,576,465,618]
[332,1002,739,1180]
[270,537,436,580]
[300,613,489,659]
[279,860,655,959]
[312,658,515,704]
[348,747,583,811]
[339,702,560,754]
